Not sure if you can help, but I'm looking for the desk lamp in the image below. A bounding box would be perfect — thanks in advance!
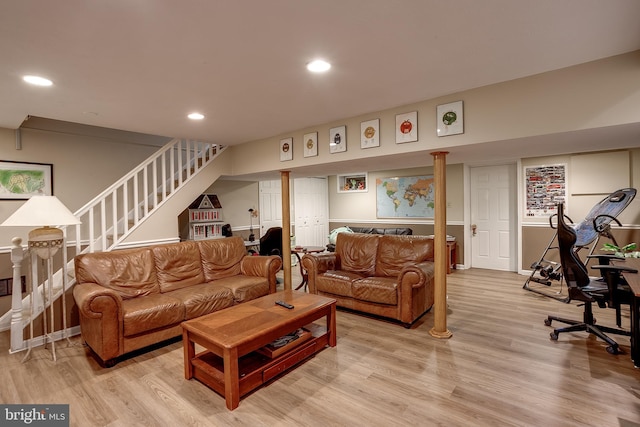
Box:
[1,195,81,361]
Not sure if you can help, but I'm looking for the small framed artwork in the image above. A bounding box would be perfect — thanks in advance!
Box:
[0,160,53,200]
[395,111,418,143]
[329,126,347,154]
[280,137,293,161]
[337,172,368,193]
[360,119,380,149]
[303,132,318,157]
[437,100,464,137]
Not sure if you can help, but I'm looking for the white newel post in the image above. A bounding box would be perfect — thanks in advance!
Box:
[9,237,25,353]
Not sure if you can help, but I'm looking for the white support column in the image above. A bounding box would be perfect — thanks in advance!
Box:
[9,237,25,353]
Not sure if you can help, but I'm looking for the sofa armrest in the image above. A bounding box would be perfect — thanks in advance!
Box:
[72,282,124,363]
[397,261,435,324]
[240,255,283,293]
[301,253,336,294]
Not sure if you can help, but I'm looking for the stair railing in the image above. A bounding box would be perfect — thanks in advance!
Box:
[2,138,226,354]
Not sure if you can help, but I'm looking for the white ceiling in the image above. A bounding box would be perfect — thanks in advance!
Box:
[2,1,640,173]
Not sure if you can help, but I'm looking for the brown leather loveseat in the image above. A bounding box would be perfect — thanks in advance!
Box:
[73,236,282,366]
[302,233,434,327]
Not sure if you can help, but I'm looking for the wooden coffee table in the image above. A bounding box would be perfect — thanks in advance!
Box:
[182,290,337,410]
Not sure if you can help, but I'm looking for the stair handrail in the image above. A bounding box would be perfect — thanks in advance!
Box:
[67,139,224,254]
[1,138,226,353]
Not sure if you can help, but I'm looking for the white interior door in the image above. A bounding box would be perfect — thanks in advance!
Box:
[294,177,329,247]
[259,180,282,237]
[470,164,517,271]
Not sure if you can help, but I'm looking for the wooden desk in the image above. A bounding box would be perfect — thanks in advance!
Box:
[619,258,640,368]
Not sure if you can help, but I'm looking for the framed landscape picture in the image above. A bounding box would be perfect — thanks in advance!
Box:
[0,160,53,200]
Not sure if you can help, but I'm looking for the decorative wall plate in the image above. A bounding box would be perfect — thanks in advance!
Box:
[280,137,293,161]
[303,132,318,157]
[329,126,346,153]
[361,119,380,149]
[395,111,418,143]
[437,101,464,137]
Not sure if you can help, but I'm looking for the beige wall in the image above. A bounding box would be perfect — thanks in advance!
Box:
[0,124,162,312]
[520,148,640,270]
[229,51,640,177]
[329,164,464,222]
[0,125,161,247]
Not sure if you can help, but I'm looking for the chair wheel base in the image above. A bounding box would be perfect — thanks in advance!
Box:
[606,345,619,355]
[550,332,559,340]
[544,318,552,326]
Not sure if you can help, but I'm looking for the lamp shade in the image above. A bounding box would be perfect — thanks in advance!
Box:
[1,196,81,227]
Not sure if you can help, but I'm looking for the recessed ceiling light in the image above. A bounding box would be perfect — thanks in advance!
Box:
[23,75,53,86]
[306,60,331,73]
[188,112,205,120]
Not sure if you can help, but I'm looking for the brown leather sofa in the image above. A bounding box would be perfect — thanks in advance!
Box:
[73,236,282,366]
[302,233,434,327]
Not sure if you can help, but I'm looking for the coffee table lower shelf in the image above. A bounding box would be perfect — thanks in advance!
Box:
[190,327,329,399]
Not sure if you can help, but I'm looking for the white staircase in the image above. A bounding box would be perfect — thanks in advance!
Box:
[0,138,226,353]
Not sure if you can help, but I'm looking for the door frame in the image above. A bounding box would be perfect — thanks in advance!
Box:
[464,160,520,272]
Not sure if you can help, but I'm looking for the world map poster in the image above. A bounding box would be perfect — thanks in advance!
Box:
[376,175,435,218]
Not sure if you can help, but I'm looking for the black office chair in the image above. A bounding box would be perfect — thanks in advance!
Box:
[259,227,283,257]
[545,203,634,354]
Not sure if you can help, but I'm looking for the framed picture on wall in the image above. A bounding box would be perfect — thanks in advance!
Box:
[329,126,347,153]
[303,132,318,157]
[280,137,293,161]
[524,164,567,218]
[0,160,53,200]
[360,119,380,149]
[337,173,368,193]
[395,111,418,143]
[436,101,464,137]
[376,175,435,218]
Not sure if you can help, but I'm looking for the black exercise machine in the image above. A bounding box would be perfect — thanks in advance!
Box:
[523,188,636,302]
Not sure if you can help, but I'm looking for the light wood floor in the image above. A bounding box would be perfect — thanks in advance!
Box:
[1,268,639,426]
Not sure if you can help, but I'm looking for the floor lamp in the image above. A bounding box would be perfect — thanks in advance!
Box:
[1,195,81,361]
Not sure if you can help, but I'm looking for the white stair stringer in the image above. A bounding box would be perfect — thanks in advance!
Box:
[0,139,227,353]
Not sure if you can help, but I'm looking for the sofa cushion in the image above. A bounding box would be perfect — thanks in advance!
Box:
[122,293,185,336]
[212,276,270,303]
[75,248,159,300]
[352,277,398,305]
[375,235,434,277]
[316,270,364,297]
[165,283,235,319]
[198,237,245,281]
[152,241,205,293]
[336,233,380,276]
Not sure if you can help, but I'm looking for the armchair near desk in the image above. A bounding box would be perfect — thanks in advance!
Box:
[544,203,636,355]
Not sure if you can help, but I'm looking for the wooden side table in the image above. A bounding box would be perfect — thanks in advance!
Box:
[292,246,325,290]
[446,240,457,274]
